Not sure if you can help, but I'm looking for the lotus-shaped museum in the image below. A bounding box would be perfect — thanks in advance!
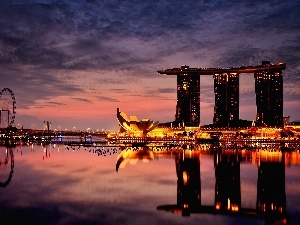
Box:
[117,108,159,135]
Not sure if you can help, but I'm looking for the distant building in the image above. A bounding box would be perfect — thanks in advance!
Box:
[116,108,159,136]
[283,116,290,127]
[254,61,283,127]
[175,65,200,127]
[213,73,239,127]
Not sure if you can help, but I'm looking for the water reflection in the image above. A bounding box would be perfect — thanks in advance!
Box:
[116,145,292,224]
[0,140,122,189]
[159,147,288,224]
[116,147,155,172]
[214,148,241,213]
[0,142,14,188]
[1,140,299,224]
[115,145,191,171]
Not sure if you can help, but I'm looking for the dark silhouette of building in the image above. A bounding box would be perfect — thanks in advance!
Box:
[175,65,200,127]
[158,61,286,128]
[256,158,286,223]
[214,149,241,211]
[157,147,288,224]
[213,73,239,127]
[254,61,283,127]
[175,152,201,215]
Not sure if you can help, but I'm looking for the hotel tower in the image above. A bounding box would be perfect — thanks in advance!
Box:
[254,61,283,127]
[175,65,200,127]
[213,73,239,127]
[158,61,286,128]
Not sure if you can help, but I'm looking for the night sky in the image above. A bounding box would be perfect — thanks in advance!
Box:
[0,0,299,131]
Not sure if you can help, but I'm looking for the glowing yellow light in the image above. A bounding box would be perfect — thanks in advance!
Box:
[183,171,188,185]
[231,204,239,212]
[227,198,231,210]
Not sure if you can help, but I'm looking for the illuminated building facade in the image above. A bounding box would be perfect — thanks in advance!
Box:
[176,65,200,127]
[255,61,283,127]
[213,73,239,127]
[158,61,286,128]
[116,108,159,136]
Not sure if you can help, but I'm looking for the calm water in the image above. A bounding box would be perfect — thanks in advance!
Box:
[1,143,300,225]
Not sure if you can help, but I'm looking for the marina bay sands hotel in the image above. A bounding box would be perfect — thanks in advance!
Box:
[158,61,286,128]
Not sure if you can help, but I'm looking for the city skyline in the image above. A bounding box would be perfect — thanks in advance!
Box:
[159,61,285,128]
[0,0,299,130]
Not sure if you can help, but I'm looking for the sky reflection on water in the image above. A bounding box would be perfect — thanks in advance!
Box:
[0,143,300,225]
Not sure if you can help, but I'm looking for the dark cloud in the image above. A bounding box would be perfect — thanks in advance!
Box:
[110,88,127,93]
[157,88,176,94]
[0,0,299,126]
[0,60,82,93]
[284,93,300,101]
[98,96,120,102]
[213,45,263,67]
[1,0,299,71]
[69,97,92,103]
[44,101,67,106]
[96,78,128,85]
[241,1,300,33]
[156,179,176,186]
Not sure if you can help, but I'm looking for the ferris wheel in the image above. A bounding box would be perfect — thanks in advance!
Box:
[0,88,16,127]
